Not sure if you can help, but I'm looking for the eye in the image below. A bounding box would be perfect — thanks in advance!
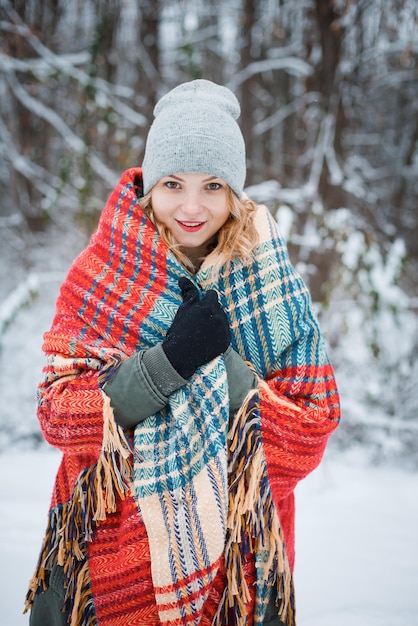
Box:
[163,180,181,189]
[206,181,222,191]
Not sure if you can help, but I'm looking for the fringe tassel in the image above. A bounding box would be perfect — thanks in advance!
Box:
[24,505,64,612]
[25,392,133,625]
[94,392,132,521]
[69,561,96,626]
[219,387,296,626]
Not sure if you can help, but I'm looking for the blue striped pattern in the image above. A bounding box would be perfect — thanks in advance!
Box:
[134,357,229,497]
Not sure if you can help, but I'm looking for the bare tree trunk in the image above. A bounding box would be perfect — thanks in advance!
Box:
[314,0,342,102]
[92,0,121,84]
[138,0,161,131]
[239,0,257,180]
[312,0,345,206]
[391,112,418,258]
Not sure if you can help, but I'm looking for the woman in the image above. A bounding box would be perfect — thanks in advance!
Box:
[25,79,340,626]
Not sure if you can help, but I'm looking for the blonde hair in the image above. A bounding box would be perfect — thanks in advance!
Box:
[139,186,259,273]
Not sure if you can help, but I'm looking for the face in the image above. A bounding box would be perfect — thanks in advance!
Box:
[150,172,230,259]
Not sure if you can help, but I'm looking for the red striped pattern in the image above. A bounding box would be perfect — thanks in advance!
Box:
[261,363,340,569]
[87,494,256,626]
[87,495,159,625]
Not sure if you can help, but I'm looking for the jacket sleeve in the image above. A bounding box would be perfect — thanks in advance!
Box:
[104,344,186,429]
[105,345,257,429]
[224,346,258,415]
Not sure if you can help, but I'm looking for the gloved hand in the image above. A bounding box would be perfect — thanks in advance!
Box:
[162,277,231,379]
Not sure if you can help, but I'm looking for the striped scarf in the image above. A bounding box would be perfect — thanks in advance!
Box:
[26,167,339,625]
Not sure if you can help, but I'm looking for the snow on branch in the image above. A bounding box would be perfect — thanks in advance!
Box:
[3,67,118,186]
[343,410,418,433]
[0,272,65,338]
[247,111,344,206]
[0,50,89,73]
[0,12,146,127]
[0,214,24,228]
[254,92,323,136]
[0,117,78,213]
[359,40,418,63]
[3,66,84,153]
[227,56,313,90]
[0,274,40,337]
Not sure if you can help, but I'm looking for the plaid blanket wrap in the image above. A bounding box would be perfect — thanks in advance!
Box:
[25,167,340,625]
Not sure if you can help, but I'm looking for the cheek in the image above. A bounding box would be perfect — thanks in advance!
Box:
[152,205,166,224]
[214,204,230,227]
[150,193,171,224]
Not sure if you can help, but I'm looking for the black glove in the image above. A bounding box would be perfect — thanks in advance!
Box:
[162,277,231,379]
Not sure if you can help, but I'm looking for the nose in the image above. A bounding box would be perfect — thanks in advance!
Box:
[181,190,203,216]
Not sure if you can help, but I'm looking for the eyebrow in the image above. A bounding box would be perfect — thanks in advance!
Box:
[167,174,218,182]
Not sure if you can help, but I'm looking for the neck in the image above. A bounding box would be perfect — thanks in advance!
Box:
[182,235,218,273]
[182,246,205,273]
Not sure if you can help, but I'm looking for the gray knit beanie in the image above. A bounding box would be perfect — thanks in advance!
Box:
[142,79,246,198]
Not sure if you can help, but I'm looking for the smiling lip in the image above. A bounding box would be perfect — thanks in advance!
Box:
[176,220,206,232]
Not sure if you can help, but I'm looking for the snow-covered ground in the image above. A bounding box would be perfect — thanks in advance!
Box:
[1,273,418,626]
[295,449,418,626]
[1,447,417,626]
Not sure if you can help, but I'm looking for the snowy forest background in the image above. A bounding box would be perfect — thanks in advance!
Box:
[0,0,417,468]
